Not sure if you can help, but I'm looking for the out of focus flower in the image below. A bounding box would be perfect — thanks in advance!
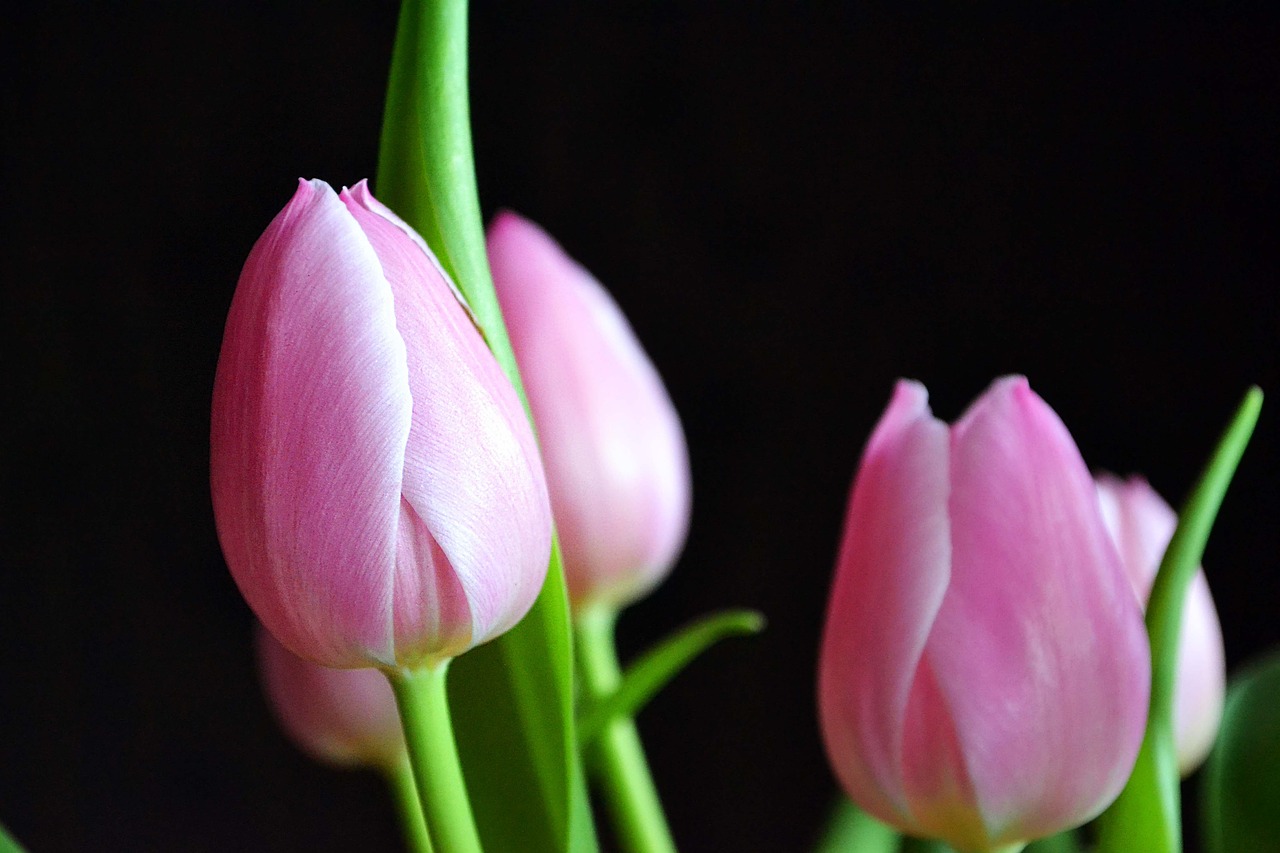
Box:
[488,212,690,612]
[257,624,404,769]
[1097,473,1226,775]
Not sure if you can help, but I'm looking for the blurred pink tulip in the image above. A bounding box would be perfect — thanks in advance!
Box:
[212,180,552,670]
[488,212,690,611]
[257,624,404,769]
[819,377,1150,852]
[1096,473,1226,775]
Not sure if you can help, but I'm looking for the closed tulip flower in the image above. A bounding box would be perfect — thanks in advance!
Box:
[1096,473,1226,775]
[819,377,1151,852]
[257,624,404,769]
[212,180,552,671]
[487,212,690,611]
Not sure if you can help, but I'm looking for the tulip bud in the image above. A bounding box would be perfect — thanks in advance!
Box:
[819,377,1151,852]
[487,212,690,611]
[1096,473,1226,775]
[212,180,552,670]
[256,624,404,769]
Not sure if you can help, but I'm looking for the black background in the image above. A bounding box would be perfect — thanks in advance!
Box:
[2,4,1277,851]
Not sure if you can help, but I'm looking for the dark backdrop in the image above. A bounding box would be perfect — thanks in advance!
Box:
[2,4,1276,851]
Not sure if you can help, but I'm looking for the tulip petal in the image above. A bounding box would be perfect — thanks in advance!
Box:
[489,212,691,608]
[1176,571,1225,772]
[925,377,1150,843]
[212,180,407,667]
[820,380,951,827]
[343,184,551,664]
[1096,474,1225,774]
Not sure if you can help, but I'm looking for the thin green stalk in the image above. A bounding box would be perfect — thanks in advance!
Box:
[387,664,483,853]
[387,757,434,853]
[575,607,676,853]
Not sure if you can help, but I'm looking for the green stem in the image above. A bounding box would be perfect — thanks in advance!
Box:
[387,757,434,853]
[575,608,676,853]
[387,664,483,853]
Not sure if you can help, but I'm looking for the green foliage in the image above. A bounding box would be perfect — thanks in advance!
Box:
[0,822,25,853]
[813,798,899,853]
[577,609,764,747]
[1097,388,1263,853]
[1202,649,1280,853]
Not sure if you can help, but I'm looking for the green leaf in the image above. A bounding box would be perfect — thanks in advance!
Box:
[813,797,899,853]
[448,542,590,853]
[0,822,26,853]
[1096,387,1263,853]
[577,609,764,747]
[376,2,593,850]
[1024,831,1084,853]
[377,0,503,349]
[1202,649,1280,853]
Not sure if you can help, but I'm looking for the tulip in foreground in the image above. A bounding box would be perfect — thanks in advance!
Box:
[488,212,690,611]
[212,179,552,671]
[1096,473,1226,775]
[819,377,1151,852]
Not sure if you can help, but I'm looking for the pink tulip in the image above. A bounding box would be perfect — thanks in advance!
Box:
[257,624,404,768]
[819,377,1150,852]
[212,180,552,670]
[1096,474,1225,775]
[487,212,690,611]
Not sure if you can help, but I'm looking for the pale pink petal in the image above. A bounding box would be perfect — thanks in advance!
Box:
[1095,474,1225,774]
[211,179,406,667]
[1176,571,1225,772]
[489,212,691,609]
[819,380,951,828]
[1096,474,1177,600]
[927,377,1149,844]
[343,185,551,664]
[257,624,404,768]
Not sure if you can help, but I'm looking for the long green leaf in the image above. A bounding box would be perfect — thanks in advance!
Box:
[1202,649,1280,853]
[577,609,764,747]
[1096,387,1263,853]
[376,2,591,850]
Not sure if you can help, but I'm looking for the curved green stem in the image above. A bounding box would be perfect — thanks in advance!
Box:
[575,607,676,853]
[387,664,483,853]
[387,757,434,853]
